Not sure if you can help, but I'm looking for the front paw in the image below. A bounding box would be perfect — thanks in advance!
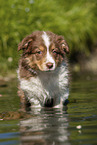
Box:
[63,99,69,106]
[44,98,54,107]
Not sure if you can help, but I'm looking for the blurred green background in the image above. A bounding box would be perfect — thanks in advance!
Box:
[0,0,97,76]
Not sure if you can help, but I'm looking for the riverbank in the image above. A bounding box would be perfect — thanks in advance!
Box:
[71,50,97,74]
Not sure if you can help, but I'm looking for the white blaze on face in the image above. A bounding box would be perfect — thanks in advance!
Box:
[42,32,56,70]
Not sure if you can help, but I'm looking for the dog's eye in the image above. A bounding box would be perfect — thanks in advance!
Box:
[36,51,42,54]
[52,49,59,54]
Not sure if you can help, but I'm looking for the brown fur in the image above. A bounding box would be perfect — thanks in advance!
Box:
[18,31,69,78]
[18,31,69,111]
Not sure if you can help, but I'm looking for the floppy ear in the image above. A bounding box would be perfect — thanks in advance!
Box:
[61,40,69,54]
[18,34,33,52]
[57,36,69,54]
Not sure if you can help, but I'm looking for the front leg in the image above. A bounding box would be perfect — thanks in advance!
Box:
[61,88,69,106]
[18,87,26,112]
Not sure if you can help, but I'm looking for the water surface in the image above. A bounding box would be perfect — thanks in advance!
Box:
[0,75,97,145]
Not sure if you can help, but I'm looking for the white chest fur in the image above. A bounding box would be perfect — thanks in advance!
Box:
[18,62,69,107]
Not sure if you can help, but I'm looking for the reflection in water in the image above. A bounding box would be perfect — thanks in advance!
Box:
[1,76,97,144]
[20,107,71,145]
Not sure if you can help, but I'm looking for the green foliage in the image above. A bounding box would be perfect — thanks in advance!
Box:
[0,0,97,71]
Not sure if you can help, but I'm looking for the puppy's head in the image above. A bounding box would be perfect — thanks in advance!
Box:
[18,31,69,71]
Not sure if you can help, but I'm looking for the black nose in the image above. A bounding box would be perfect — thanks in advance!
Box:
[46,62,53,69]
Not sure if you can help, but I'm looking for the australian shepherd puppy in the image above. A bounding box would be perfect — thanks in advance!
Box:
[17,31,69,111]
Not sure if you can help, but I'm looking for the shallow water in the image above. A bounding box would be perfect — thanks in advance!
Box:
[0,75,97,145]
